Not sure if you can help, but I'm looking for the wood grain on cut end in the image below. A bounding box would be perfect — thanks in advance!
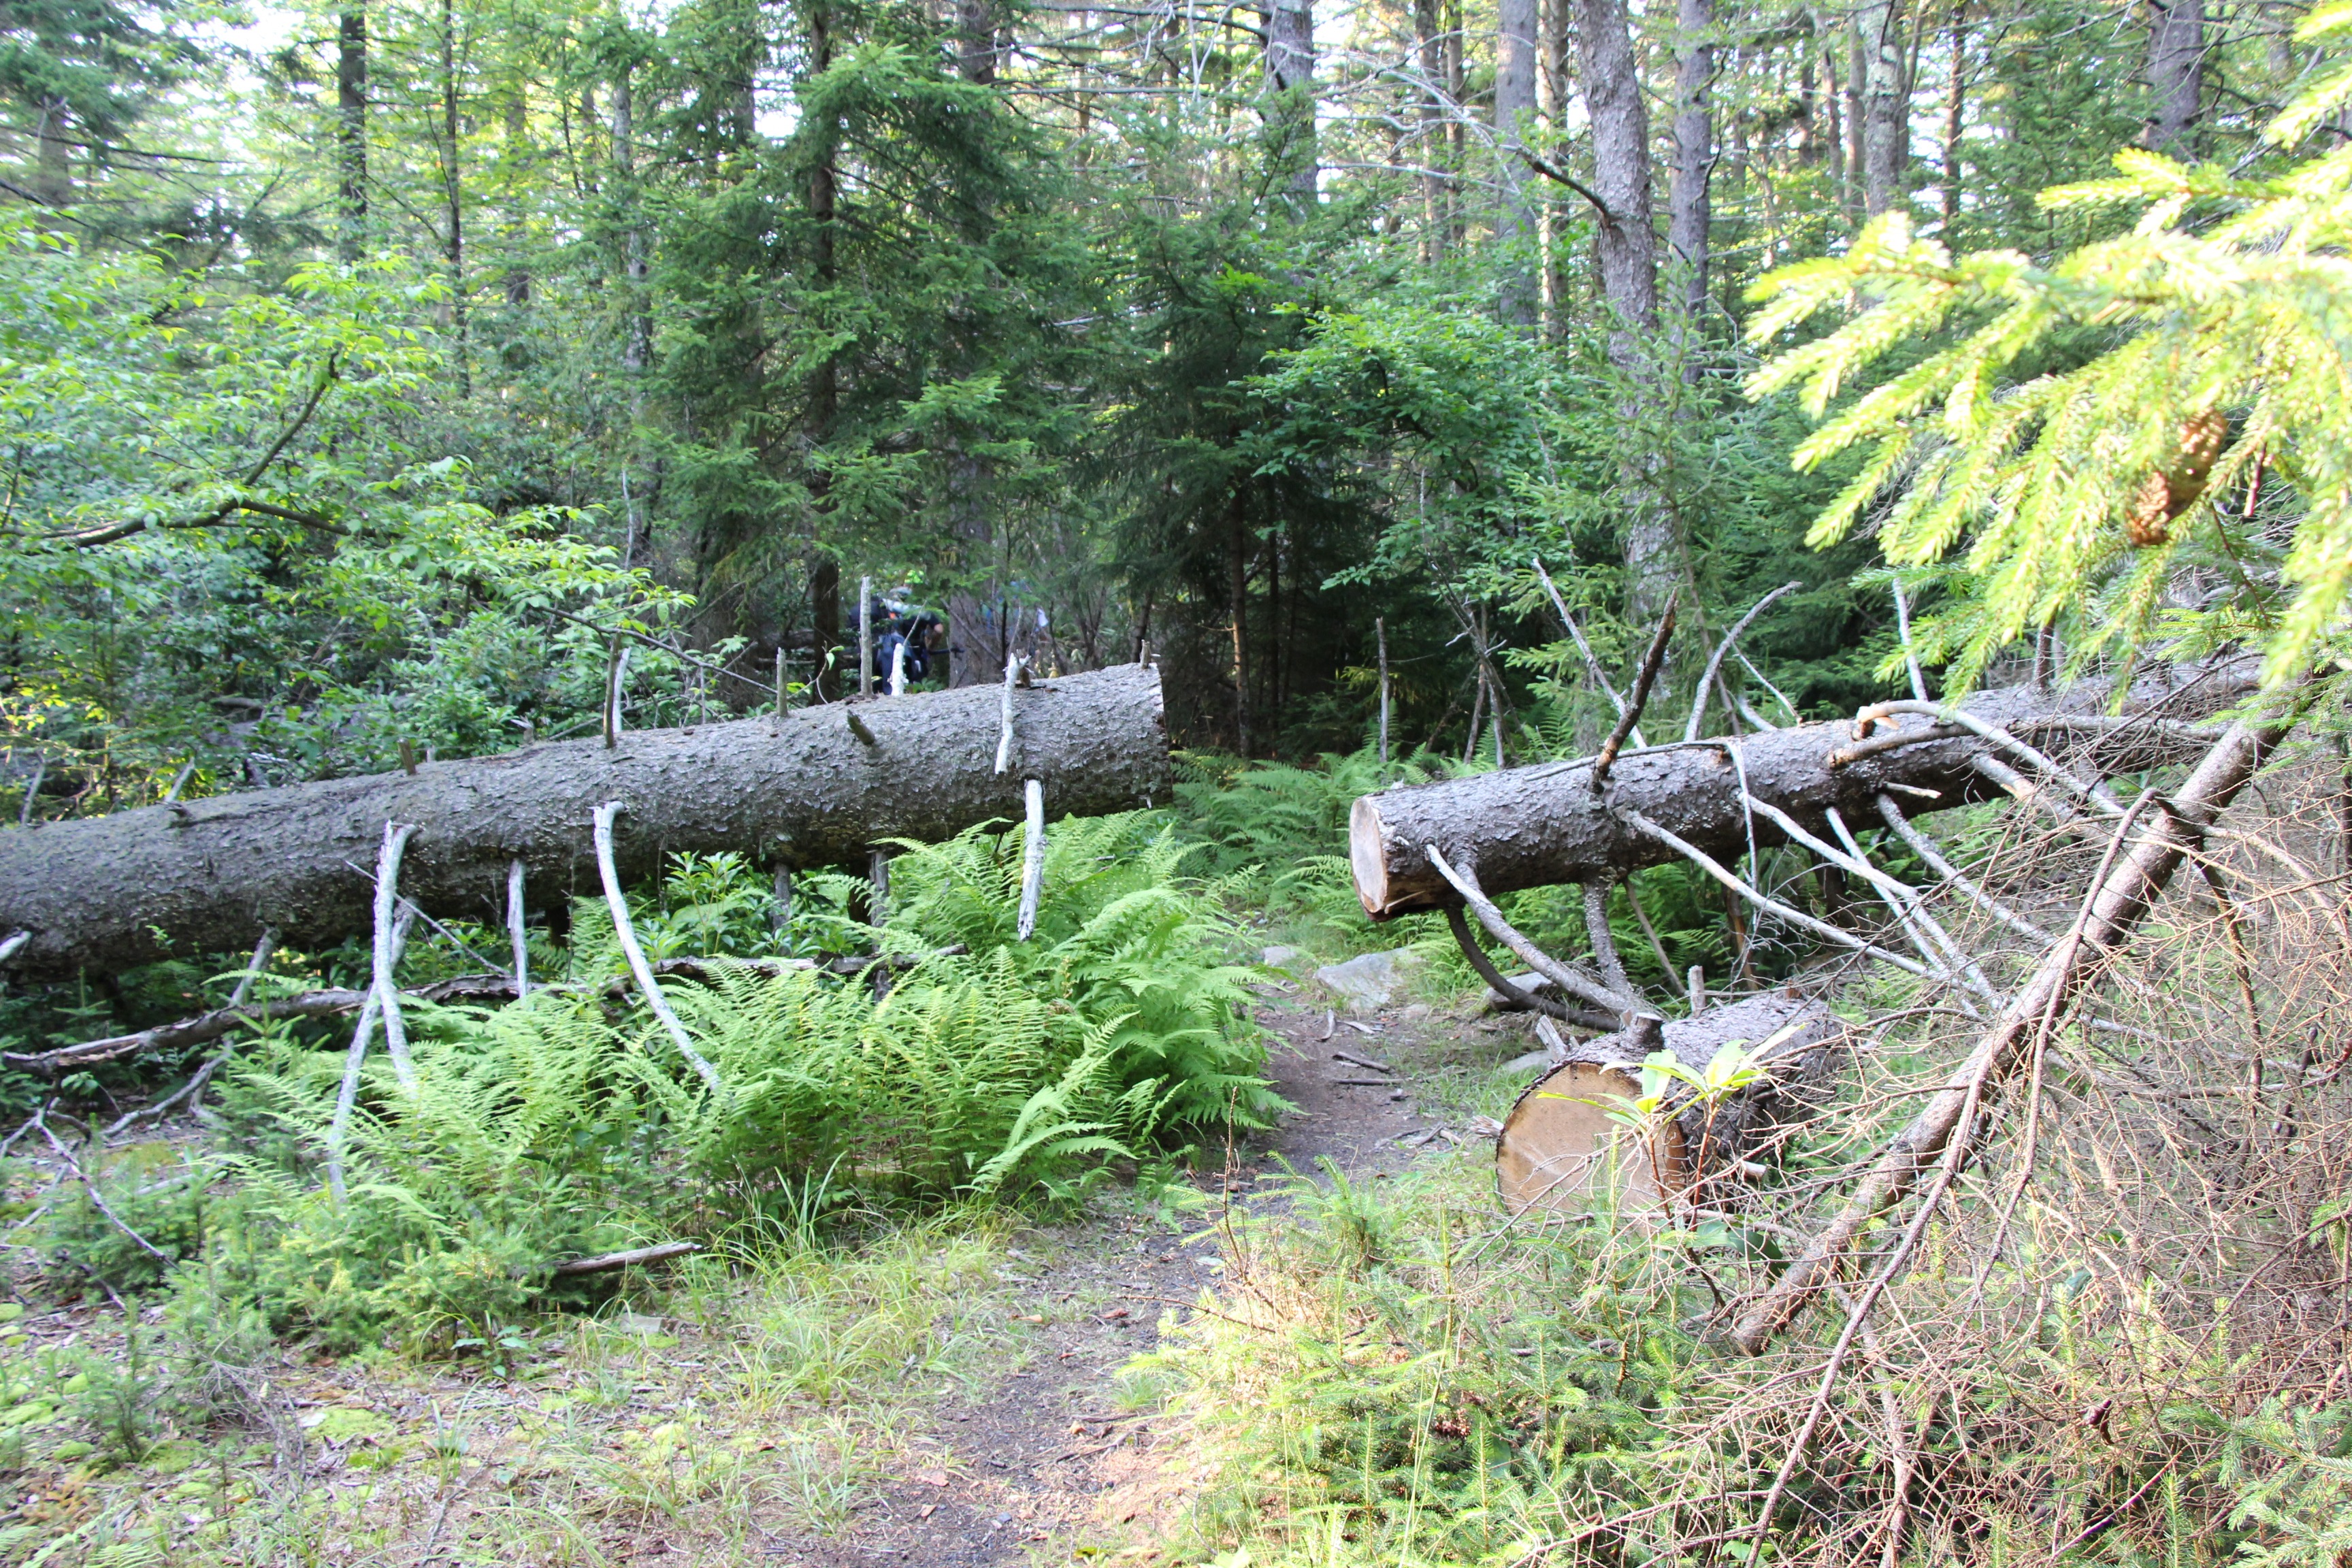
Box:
[1495,993,1845,1220]
[1348,794,1397,917]
[1498,1061,1685,1217]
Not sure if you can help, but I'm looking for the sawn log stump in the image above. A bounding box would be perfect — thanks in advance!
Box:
[1497,992,1847,1217]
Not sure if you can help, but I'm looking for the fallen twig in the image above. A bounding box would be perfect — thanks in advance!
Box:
[1684,583,1801,744]
[1425,845,1639,1016]
[551,1241,702,1276]
[593,801,724,1095]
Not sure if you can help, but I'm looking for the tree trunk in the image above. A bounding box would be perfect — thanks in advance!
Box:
[35,96,71,206]
[1418,0,1448,261]
[1571,0,1671,617]
[0,666,1169,980]
[1667,0,1714,328]
[1349,662,2255,918]
[1796,44,1820,165]
[2144,0,2203,154]
[504,93,532,305]
[1445,0,1465,248]
[338,12,368,260]
[612,67,651,376]
[1229,493,1254,758]
[1861,0,1908,216]
[440,0,469,396]
[1942,1,1965,231]
[1537,0,1571,334]
[1267,0,1316,203]
[958,0,998,83]
[1572,0,1659,344]
[1844,22,1867,214]
[1495,0,1538,319]
[811,559,842,700]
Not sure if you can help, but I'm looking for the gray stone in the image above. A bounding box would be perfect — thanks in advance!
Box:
[1315,947,1425,1011]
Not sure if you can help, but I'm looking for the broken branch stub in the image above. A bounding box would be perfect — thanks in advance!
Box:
[1350,659,2255,919]
[0,664,1168,979]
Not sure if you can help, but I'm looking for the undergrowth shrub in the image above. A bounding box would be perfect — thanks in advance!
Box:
[52,811,1276,1354]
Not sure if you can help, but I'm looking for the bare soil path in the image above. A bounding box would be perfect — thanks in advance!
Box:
[762,988,1507,1566]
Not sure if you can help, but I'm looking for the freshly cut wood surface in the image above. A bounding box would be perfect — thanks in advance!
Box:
[1497,992,1846,1217]
[0,664,1168,979]
[1352,661,2252,918]
[1499,1060,1684,1217]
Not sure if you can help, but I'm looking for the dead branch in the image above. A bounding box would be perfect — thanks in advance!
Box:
[1729,698,2306,1357]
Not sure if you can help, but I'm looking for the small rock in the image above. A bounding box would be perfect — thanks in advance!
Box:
[1315,947,1424,1011]
[1398,1003,1432,1023]
[1260,945,1304,972]
[1503,1050,1550,1075]
[1483,973,1554,1011]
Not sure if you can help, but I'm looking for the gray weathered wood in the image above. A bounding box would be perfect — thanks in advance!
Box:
[1351,660,2252,919]
[0,664,1167,979]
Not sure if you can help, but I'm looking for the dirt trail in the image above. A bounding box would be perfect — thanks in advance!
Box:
[766,990,1493,1566]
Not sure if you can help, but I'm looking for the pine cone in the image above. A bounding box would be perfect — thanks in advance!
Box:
[2123,409,2230,549]
[2126,472,2174,549]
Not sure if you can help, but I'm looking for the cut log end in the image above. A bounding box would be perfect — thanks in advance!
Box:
[1498,1062,1686,1217]
[1348,795,1402,917]
[1496,994,1845,1220]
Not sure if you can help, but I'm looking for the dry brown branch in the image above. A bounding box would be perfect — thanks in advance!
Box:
[1731,700,2304,1357]
[1591,591,1678,789]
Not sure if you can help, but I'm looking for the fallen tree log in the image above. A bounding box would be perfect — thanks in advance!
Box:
[1350,659,2255,918]
[0,666,1166,980]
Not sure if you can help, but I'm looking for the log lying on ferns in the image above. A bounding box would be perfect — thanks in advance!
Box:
[0,665,1166,980]
[1350,659,2256,919]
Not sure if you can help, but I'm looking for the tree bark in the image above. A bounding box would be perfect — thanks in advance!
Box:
[1537,0,1570,334]
[1495,0,1538,318]
[1571,0,1659,344]
[0,666,1169,980]
[958,0,1000,82]
[1266,0,1316,203]
[2144,0,2204,154]
[612,66,651,375]
[338,11,369,260]
[1861,0,1908,216]
[1667,0,1714,325]
[1349,662,2255,918]
[440,0,469,396]
[1941,0,1965,231]
[1569,0,1672,617]
[1417,0,1448,261]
